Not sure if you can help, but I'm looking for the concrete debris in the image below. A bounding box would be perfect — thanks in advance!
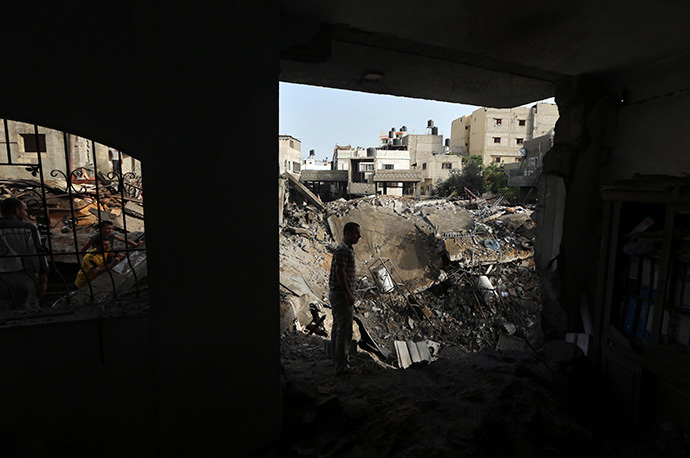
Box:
[279,190,543,366]
[1,178,145,261]
[394,339,437,369]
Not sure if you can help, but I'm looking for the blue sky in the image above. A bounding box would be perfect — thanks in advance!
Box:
[279,82,554,160]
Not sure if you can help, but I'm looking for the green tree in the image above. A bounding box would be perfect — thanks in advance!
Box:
[433,155,485,197]
[484,163,519,203]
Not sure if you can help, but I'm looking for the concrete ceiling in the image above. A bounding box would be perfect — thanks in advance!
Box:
[279,0,690,107]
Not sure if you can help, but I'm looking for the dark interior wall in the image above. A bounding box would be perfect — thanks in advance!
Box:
[0,3,281,456]
[602,52,690,181]
[0,316,158,456]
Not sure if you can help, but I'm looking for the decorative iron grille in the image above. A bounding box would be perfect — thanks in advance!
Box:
[0,120,147,313]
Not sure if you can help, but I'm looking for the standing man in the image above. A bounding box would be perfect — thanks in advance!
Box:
[0,197,49,310]
[328,221,361,376]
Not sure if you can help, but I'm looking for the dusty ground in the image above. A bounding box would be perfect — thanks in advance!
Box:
[279,332,664,458]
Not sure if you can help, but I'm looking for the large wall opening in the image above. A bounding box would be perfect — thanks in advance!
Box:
[0,118,147,320]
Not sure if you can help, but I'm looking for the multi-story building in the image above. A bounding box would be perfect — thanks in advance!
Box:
[278,135,302,176]
[450,103,559,165]
[403,121,463,196]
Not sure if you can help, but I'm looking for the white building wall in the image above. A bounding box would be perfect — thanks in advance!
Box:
[278,135,301,175]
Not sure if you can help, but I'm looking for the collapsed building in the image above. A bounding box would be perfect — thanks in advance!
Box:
[280,179,544,359]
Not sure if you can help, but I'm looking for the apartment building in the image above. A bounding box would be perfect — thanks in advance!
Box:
[279,134,302,175]
[450,103,558,165]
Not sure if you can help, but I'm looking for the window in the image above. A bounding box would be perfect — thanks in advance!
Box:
[422,163,427,170]
[494,118,502,126]
[516,138,524,145]
[384,164,394,170]
[442,163,452,169]
[518,119,526,126]
[290,140,294,148]
[515,158,520,162]
[359,162,374,171]
[495,158,501,163]
[292,161,301,172]
[465,126,469,130]
[493,137,501,143]
[20,133,47,153]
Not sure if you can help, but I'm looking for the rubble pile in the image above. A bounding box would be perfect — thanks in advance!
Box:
[280,193,543,363]
[278,193,661,458]
[0,177,145,259]
[0,177,147,311]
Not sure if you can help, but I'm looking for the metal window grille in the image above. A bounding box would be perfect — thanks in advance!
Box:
[0,120,147,314]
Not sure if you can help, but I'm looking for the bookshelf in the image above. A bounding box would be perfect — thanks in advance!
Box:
[596,186,690,429]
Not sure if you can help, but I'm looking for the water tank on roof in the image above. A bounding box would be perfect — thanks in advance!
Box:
[401,126,407,132]
[389,130,394,138]
[432,126,438,135]
[444,138,450,147]
[367,147,376,157]
[393,138,401,146]
[427,119,434,128]
[309,149,315,156]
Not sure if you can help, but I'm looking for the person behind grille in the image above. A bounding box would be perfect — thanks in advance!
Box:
[0,197,49,310]
[75,238,125,288]
[80,220,141,253]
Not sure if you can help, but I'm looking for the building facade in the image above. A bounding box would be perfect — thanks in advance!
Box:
[279,135,302,176]
[450,102,559,165]
[403,124,463,196]
[0,119,141,181]
[301,149,331,170]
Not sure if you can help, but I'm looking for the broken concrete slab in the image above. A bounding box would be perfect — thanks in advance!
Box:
[283,172,325,211]
[326,196,444,293]
[394,340,435,369]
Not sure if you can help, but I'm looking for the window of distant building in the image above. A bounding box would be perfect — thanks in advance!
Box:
[422,163,427,170]
[493,137,501,143]
[465,143,469,147]
[495,157,501,163]
[384,164,394,170]
[515,158,520,162]
[360,162,374,171]
[516,138,524,145]
[20,133,47,153]
[289,140,294,148]
[442,163,452,169]
[465,125,469,130]
[518,119,526,126]
[292,161,300,171]
[494,118,502,126]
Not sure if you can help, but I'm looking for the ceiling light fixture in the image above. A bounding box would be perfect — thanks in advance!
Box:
[362,72,384,82]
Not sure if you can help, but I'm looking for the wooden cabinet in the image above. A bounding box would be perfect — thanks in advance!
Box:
[596,187,690,429]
